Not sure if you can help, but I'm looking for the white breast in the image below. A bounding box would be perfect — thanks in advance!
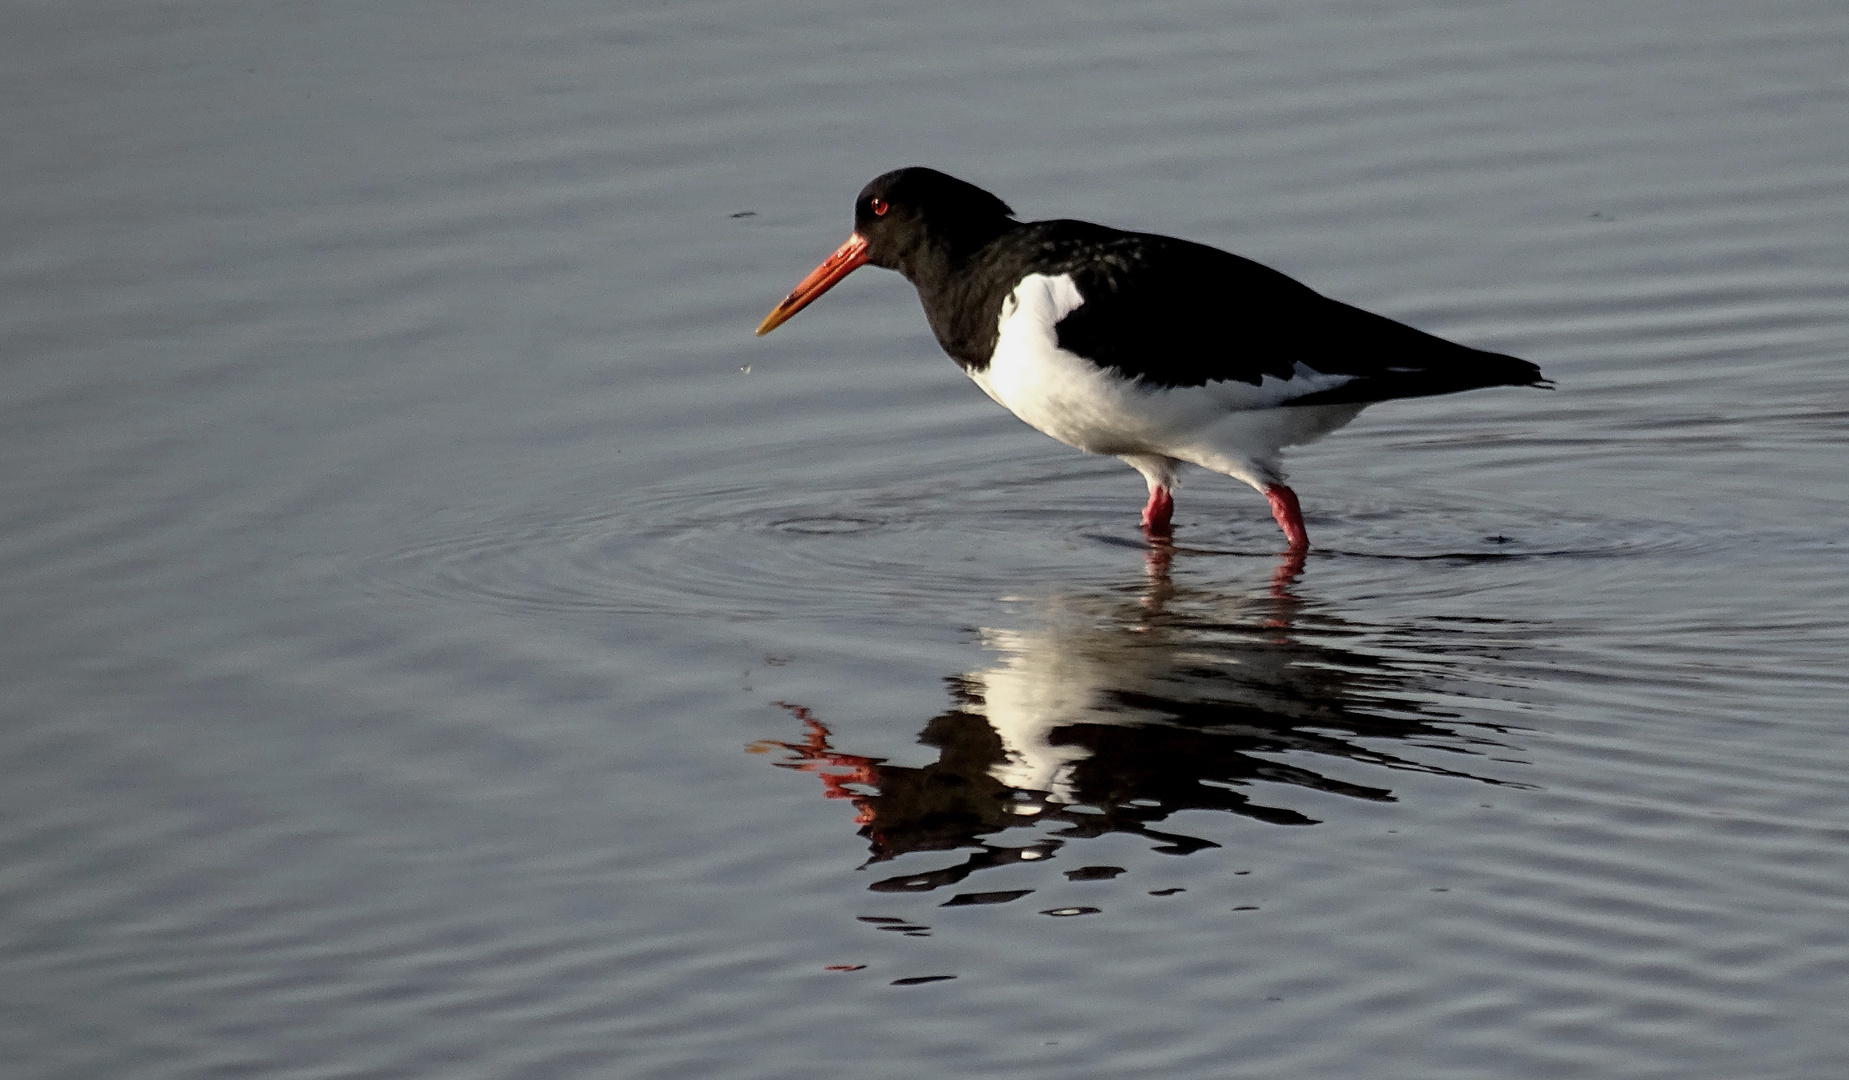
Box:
[971,272,1199,455]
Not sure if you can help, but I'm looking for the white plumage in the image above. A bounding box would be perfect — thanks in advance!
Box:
[969,273,1368,495]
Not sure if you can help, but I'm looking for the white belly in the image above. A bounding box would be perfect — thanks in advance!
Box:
[967,273,1365,487]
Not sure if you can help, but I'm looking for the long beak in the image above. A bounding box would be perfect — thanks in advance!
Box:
[755,233,871,335]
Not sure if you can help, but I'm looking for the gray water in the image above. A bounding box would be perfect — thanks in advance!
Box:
[5,2,1848,1078]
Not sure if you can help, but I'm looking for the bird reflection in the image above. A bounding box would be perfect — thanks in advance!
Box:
[755,553,1528,894]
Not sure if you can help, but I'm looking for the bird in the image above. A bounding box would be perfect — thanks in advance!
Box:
[755,167,1548,552]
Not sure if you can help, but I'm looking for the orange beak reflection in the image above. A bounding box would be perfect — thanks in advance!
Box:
[755,233,871,335]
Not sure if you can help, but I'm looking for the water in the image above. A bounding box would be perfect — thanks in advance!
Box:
[4,1,1847,1077]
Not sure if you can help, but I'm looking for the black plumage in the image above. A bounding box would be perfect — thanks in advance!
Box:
[847,169,1545,402]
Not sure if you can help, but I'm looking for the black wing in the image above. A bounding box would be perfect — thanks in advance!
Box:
[1038,223,1546,402]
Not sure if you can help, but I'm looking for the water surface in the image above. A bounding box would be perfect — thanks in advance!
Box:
[4,2,1847,1078]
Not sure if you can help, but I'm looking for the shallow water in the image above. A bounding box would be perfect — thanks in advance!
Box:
[5,1,1848,1077]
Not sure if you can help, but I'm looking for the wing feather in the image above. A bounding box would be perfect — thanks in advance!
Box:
[1034,224,1543,402]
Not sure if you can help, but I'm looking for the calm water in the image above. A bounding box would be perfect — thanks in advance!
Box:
[5,2,1847,1077]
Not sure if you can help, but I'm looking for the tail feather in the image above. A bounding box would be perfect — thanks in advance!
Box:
[1290,347,1549,407]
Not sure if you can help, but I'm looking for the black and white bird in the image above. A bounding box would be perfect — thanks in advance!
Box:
[756,167,1548,552]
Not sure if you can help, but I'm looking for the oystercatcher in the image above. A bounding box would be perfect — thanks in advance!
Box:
[756,167,1547,551]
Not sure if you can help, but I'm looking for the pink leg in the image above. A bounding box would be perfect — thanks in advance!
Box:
[1263,483,1309,552]
[1141,485,1174,540]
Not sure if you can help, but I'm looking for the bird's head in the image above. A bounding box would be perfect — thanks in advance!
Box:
[756,167,1015,336]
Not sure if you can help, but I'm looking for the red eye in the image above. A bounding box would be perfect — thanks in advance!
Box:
[869,197,889,216]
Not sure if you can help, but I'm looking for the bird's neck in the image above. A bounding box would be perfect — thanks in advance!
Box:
[898,224,1025,371]
[891,219,1011,287]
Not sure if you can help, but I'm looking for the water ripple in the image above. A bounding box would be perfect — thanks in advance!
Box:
[353,465,1766,624]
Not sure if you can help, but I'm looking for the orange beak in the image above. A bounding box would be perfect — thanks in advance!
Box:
[755,233,871,335]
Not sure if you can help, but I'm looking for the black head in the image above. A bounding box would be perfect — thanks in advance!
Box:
[756,168,1017,336]
[852,168,1017,273]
